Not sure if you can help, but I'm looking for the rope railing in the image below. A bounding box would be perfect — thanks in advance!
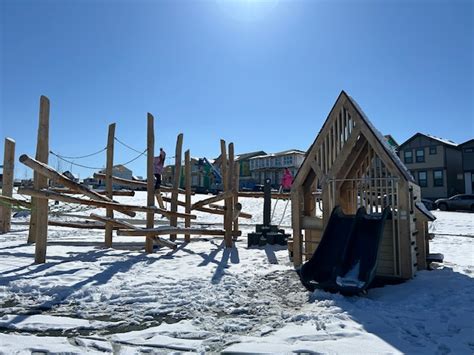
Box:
[49,147,106,160]
[114,137,145,154]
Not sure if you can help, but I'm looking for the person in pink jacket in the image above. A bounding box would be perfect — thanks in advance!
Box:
[153,148,166,190]
[281,168,293,192]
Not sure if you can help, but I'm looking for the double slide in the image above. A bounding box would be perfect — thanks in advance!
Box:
[298,206,389,295]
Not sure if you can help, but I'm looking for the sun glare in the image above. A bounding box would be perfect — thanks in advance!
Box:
[216,0,281,23]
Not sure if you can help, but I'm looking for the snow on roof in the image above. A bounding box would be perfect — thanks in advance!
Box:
[425,134,458,147]
[249,149,305,160]
[415,201,436,222]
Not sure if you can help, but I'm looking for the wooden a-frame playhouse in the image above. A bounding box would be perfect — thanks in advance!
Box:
[291,91,435,280]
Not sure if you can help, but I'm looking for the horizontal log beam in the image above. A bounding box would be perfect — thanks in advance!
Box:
[301,216,323,230]
[162,196,252,219]
[18,188,196,220]
[89,213,176,249]
[49,187,135,196]
[238,191,290,200]
[48,220,110,229]
[0,195,31,209]
[88,213,137,229]
[191,191,234,210]
[117,227,226,236]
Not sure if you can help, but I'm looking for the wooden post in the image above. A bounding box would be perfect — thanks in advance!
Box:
[184,150,191,242]
[30,95,50,264]
[233,161,240,238]
[146,113,155,253]
[291,186,303,266]
[170,133,183,241]
[224,142,233,247]
[105,123,115,247]
[0,138,15,233]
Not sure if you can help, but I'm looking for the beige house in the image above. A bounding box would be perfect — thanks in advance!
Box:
[398,134,463,199]
[249,150,305,188]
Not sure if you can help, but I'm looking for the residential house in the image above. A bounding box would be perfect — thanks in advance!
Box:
[249,150,305,188]
[384,134,399,153]
[62,171,79,183]
[163,158,222,193]
[398,133,463,199]
[97,164,134,189]
[83,177,100,188]
[235,151,266,189]
[460,139,474,194]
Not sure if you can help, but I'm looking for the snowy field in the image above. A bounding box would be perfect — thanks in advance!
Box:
[0,191,473,354]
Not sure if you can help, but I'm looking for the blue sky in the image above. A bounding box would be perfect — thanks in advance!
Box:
[1,0,473,179]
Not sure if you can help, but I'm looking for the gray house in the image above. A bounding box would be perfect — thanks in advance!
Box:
[398,133,463,199]
[460,139,474,194]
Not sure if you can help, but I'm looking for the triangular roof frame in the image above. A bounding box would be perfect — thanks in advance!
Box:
[293,91,415,188]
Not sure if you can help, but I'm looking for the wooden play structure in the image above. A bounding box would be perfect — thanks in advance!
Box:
[291,91,435,280]
[1,95,252,263]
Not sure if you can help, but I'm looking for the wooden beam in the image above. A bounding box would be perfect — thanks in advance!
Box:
[301,216,323,230]
[146,113,155,253]
[30,96,49,264]
[224,142,234,247]
[19,154,121,205]
[49,188,135,196]
[47,220,109,229]
[0,195,31,209]
[168,197,252,219]
[191,190,234,210]
[184,149,191,242]
[237,191,290,200]
[105,123,116,247]
[233,162,240,236]
[327,126,362,178]
[89,213,137,229]
[170,133,183,241]
[310,160,326,183]
[1,138,15,233]
[90,213,176,249]
[291,186,303,266]
[18,188,196,219]
[117,227,226,237]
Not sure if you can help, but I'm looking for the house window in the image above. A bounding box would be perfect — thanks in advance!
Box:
[465,148,474,153]
[418,171,427,187]
[283,156,293,166]
[404,150,413,164]
[416,148,425,163]
[429,146,437,155]
[433,170,444,187]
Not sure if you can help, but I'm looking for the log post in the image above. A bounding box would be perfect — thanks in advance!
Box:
[30,96,50,263]
[170,133,183,241]
[226,142,235,246]
[233,160,240,238]
[184,149,191,242]
[220,140,230,247]
[0,138,15,233]
[104,123,116,247]
[146,113,155,253]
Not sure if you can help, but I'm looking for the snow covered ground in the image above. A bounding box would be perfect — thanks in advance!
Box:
[0,191,472,354]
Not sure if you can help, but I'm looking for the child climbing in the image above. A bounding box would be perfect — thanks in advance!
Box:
[154,147,166,190]
[281,168,293,192]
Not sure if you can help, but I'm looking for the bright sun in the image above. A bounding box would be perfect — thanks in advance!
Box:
[216,0,280,23]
